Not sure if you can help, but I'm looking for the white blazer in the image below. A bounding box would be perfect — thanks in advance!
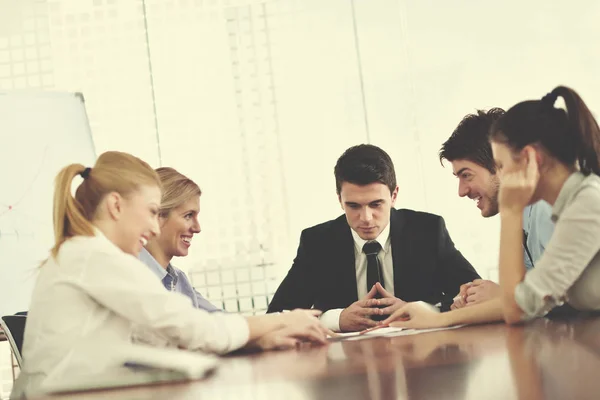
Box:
[22,229,249,386]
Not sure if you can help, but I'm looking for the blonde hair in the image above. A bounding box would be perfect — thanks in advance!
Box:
[52,151,161,257]
[155,167,201,217]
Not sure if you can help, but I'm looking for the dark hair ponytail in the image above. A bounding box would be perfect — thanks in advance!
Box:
[490,86,600,175]
[551,87,600,175]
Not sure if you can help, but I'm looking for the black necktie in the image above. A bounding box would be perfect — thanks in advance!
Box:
[363,241,383,295]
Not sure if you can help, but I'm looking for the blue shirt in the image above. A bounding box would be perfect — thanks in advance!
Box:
[138,247,221,312]
[523,200,555,270]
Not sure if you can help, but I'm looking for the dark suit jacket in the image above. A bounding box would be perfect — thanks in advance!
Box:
[267,208,480,313]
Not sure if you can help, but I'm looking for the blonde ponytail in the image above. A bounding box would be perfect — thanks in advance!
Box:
[51,164,95,257]
[49,151,161,258]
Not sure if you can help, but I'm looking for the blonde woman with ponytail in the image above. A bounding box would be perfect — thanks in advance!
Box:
[22,151,327,389]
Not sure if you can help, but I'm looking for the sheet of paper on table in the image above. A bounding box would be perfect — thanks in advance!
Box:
[329,324,467,342]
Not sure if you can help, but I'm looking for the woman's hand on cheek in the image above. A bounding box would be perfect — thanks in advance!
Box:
[498,147,540,214]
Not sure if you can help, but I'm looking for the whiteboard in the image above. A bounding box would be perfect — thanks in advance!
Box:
[0,91,96,316]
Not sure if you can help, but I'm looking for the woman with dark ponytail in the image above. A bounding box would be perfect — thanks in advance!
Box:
[383,86,600,328]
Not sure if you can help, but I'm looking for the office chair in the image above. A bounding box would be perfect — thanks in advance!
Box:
[0,315,27,368]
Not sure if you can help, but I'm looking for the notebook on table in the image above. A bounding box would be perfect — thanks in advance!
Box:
[41,345,219,394]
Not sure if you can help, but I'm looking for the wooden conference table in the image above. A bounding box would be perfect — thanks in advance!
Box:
[17,316,600,399]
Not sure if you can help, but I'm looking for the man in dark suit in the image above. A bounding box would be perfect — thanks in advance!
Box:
[267,144,480,332]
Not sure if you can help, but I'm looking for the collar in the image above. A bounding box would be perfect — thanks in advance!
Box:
[90,228,176,278]
[551,171,586,222]
[138,247,169,280]
[351,220,391,254]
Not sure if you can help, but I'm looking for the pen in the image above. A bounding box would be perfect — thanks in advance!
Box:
[358,317,410,335]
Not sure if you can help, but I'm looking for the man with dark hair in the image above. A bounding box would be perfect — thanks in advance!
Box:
[267,144,480,332]
[439,109,554,309]
[439,109,504,218]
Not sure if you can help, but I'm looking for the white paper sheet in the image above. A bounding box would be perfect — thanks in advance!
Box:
[330,324,467,342]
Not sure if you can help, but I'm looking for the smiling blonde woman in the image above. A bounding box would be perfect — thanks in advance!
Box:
[138,167,219,311]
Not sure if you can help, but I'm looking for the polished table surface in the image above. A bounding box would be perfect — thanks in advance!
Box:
[16,316,600,400]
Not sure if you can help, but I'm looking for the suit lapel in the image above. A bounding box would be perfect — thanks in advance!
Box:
[331,217,359,306]
[390,209,411,299]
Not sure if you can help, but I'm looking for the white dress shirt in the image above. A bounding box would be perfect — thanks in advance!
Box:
[22,229,249,388]
[320,223,394,331]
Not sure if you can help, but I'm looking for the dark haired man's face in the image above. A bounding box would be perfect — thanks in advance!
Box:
[338,182,398,240]
[451,159,499,217]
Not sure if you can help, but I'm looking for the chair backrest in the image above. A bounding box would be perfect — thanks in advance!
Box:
[1,315,27,368]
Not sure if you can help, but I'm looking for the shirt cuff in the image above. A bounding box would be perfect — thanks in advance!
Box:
[320,308,343,332]
[213,313,250,353]
[514,281,559,320]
